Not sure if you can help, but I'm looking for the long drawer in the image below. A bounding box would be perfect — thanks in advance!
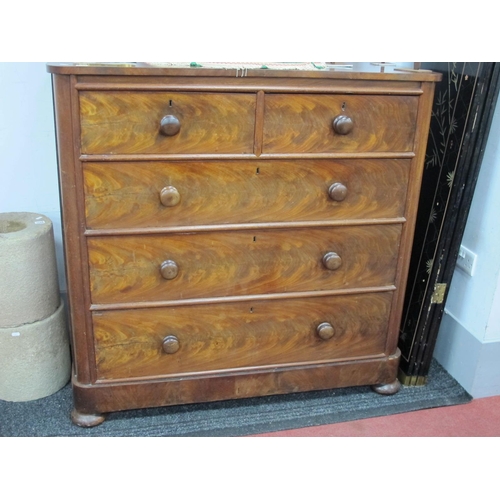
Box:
[83,159,410,229]
[93,292,393,380]
[88,225,401,304]
[79,91,256,155]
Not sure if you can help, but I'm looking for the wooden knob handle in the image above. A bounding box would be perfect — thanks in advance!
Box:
[160,186,180,207]
[332,115,353,135]
[160,260,179,280]
[316,322,335,340]
[328,182,348,202]
[162,335,180,354]
[323,252,342,270]
[160,115,181,136]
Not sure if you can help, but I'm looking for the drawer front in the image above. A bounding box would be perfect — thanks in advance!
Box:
[93,292,392,379]
[263,94,418,153]
[88,225,401,304]
[84,159,410,229]
[79,92,256,155]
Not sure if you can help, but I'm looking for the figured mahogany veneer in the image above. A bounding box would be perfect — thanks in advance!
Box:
[48,64,440,426]
[83,159,410,229]
[87,225,401,304]
[80,91,256,155]
[263,94,418,153]
[93,293,393,380]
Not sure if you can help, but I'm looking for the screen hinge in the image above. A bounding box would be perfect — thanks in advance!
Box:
[431,283,447,304]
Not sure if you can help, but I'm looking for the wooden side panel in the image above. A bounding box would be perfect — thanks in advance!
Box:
[263,94,419,153]
[80,92,256,154]
[87,225,402,304]
[83,159,410,229]
[52,74,95,384]
[93,292,392,379]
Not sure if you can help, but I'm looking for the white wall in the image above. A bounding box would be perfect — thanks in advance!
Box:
[443,100,500,343]
[0,63,65,290]
[487,272,500,340]
[434,96,500,397]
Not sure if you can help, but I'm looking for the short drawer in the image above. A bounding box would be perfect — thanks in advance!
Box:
[263,94,418,153]
[93,292,392,379]
[79,91,256,155]
[88,225,401,304]
[83,159,410,229]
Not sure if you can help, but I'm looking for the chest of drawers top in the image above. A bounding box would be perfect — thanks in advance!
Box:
[49,62,440,159]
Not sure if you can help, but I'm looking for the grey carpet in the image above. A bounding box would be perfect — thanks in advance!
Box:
[0,359,471,437]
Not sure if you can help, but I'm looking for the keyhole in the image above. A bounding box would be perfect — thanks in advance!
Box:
[256,167,260,175]
[341,102,346,111]
[250,307,254,313]
[169,100,173,106]
[253,236,257,242]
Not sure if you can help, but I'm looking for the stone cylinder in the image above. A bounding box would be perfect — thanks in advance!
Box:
[0,212,70,401]
[0,302,71,401]
[0,212,60,327]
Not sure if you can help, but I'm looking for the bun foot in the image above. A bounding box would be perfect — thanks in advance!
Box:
[71,409,106,427]
[371,379,401,395]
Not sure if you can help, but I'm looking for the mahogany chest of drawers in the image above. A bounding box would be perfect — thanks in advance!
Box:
[48,63,440,427]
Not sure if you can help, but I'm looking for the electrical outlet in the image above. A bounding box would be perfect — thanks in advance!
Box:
[456,245,477,276]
